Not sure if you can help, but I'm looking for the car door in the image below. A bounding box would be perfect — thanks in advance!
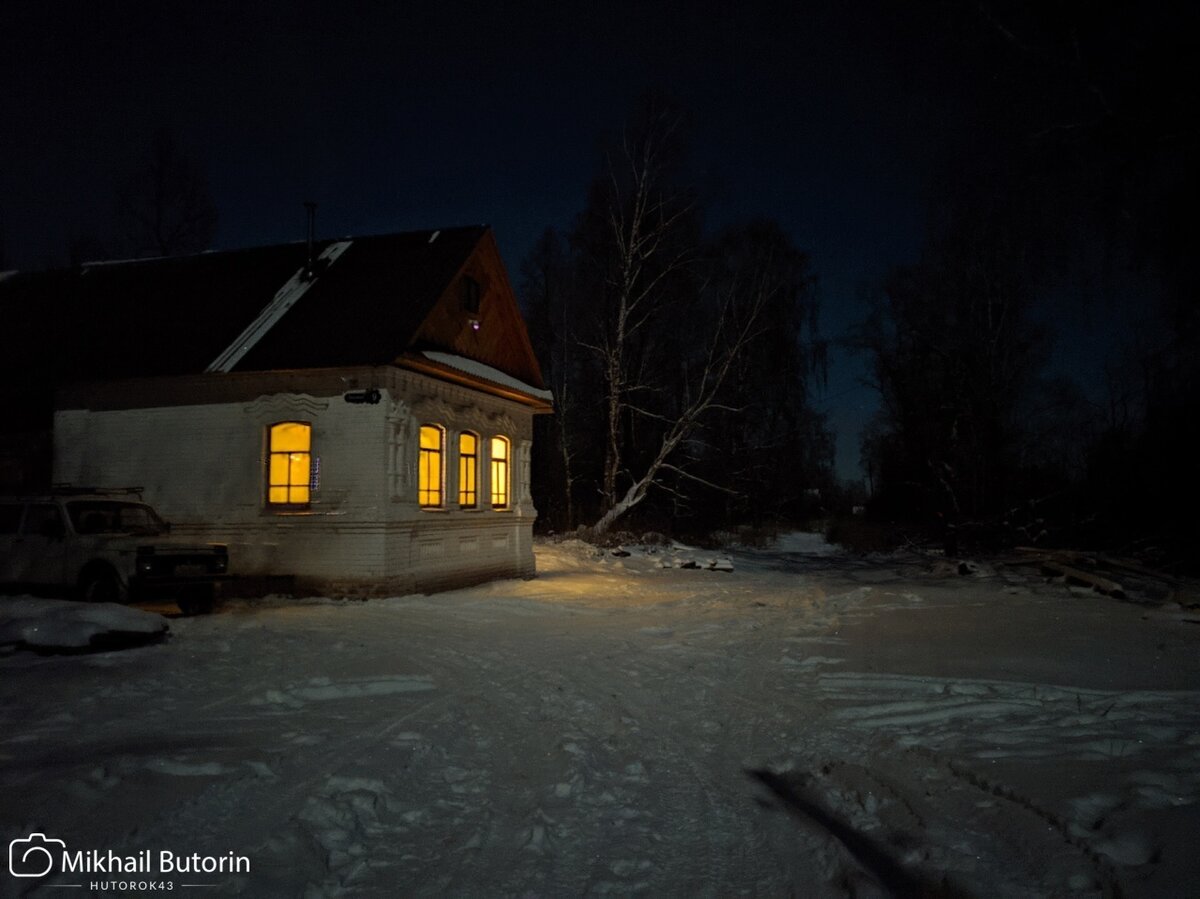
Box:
[13,502,68,588]
[0,502,23,583]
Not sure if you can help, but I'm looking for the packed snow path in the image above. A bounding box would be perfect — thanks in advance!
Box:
[2,538,1198,897]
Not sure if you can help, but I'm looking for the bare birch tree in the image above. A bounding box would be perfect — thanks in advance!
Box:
[576,102,699,516]
[522,98,832,537]
[588,258,780,534]
[568,100,823,535]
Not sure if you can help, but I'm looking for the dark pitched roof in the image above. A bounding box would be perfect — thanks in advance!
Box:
[0,226,483,377]
[0,225,546,426]
[236,228,487,372]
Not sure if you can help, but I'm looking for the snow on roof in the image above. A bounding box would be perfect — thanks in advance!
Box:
[421,351,553,402]
[206,241,353,373]
[81,255,167,269]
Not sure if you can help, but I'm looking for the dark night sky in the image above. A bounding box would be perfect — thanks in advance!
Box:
[0,1,1103,481]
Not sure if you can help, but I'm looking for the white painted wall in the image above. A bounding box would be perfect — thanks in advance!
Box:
[53,367,538,594]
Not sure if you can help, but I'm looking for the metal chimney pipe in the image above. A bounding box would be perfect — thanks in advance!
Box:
[304,201,317,279]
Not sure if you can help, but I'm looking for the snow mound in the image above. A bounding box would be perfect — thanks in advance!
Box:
[656,556,734,572]
[535,538,732,570]
[0,597,169,652]
[531,539,608,573]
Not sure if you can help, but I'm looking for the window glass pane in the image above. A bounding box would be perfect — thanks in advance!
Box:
[490,436,509,508]
[271,422,310,452]
[288,453,309,487]
[268,422,312,506]
[459,432,477,507]
[22,504,62,536]
[65,501,166,535]
[269,454,289,486]
[419,425,443,506]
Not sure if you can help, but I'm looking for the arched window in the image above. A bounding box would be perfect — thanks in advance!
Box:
[268,422,312,506]
[418,425,444,507]
[458,432,479,508]
[490,435,510,509]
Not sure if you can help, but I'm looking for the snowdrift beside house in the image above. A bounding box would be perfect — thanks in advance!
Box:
[0,597,169,652]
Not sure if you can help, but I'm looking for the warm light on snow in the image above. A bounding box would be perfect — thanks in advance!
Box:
[1,536,1197,895]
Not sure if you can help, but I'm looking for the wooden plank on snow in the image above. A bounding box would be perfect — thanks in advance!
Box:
[1039,560,1125,598]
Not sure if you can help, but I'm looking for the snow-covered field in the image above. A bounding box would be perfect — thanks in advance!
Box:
[2,536,1198,897]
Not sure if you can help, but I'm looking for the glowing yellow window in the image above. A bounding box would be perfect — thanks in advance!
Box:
[268,422,311,506]
[459,432,478,508]
[490,435,510,509]
[419,425,444,507]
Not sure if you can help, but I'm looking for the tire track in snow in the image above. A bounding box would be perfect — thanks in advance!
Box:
[436,632,737,895]
[85,623,545,894]
[805,669,1200,895]
[403,607,821,896]
[515,611,842,895]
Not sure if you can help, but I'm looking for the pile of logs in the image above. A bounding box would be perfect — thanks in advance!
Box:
[1007,546,1196,605]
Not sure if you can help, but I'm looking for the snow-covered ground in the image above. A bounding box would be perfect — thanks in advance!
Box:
[2,535,1198,897]
[0,598,167,653]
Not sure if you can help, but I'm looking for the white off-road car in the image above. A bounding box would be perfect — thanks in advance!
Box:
[0,488,228,615]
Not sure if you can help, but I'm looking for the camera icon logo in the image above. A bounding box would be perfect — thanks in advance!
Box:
[9,833,65,878]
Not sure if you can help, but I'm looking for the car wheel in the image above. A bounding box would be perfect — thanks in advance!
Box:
[79,567,124,604]
[177,584,215,616]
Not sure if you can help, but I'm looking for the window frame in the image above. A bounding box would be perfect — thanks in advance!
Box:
[458,430,479,509]
[418,424,446,509]
[267,421,313,509]
[490,435,511,510]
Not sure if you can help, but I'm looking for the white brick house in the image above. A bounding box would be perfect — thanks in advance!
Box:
[34,226,552,595]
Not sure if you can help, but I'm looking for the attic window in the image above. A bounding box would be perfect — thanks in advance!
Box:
[461,276,481,314]
[268,422,312,506]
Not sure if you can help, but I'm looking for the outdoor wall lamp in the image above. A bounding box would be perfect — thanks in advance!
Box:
[343,388,382,404]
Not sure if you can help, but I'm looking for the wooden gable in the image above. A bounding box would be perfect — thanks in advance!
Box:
[409,229,546,390]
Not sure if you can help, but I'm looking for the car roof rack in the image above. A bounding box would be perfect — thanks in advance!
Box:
[50,485,145,496]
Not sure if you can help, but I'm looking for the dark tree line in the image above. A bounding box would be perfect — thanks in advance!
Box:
[523,99,832,537]
[118,127,218,259]
[854,186,1049,524]
[854,2,1199,563]
[66,127,217,266]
